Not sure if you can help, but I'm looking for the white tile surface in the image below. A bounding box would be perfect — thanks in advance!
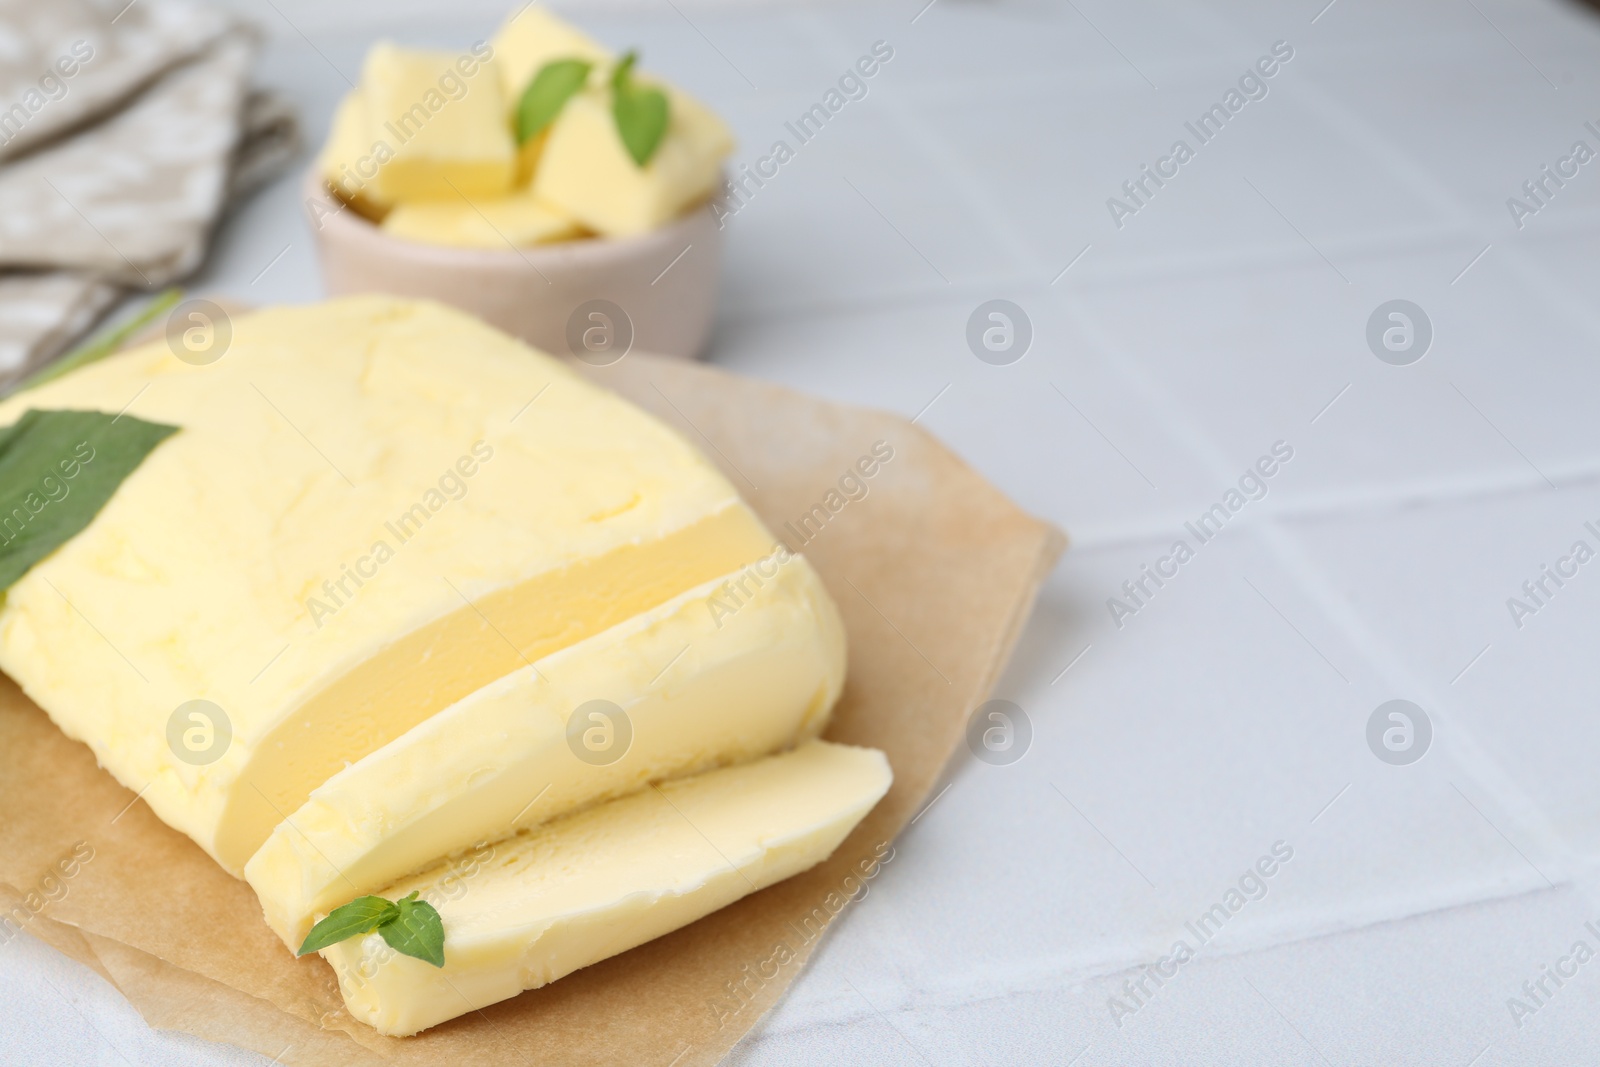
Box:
[9,0,1600,1063]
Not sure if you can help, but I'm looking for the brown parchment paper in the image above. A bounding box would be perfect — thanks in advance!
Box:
[0,346,1064,1066]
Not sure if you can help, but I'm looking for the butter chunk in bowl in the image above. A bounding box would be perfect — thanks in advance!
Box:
[380,192,586,248]
[312,6,735,359]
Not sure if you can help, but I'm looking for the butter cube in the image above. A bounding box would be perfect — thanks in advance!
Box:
[320,740,892,1036]
[361,42,515,203]
[491,7,611,186]
[534,84,733,237]
[379,191,584,248]
[246,554,845,949]
[491,5,610,105]
[319,90,395,219]
[489,6,733,236]
[0,297,786,874]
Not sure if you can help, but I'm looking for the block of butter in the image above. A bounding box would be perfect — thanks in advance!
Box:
[247,552,845,949]
[490,8,734,237]
[360,42,515,203]
[0,296,787,875]
[380,192,585,249]
[320,739,892,1036]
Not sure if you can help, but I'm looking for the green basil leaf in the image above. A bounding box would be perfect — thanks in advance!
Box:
[296,896,398,956]
[612,87,668,167]
[516,58,593,144]
[609,50,669,168]
[610,50,638,91]
[377,891,445,968]
[0,409,179,591]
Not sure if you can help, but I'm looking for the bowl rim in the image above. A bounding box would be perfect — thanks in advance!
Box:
[302,167,720,270]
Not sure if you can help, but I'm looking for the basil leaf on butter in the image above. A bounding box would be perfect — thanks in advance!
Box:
[297,896,397,956]
[297,891,446,968]
[378,891,446,968]
[0,409,179,591]
[610,51,669,167]
[516,57,593,144]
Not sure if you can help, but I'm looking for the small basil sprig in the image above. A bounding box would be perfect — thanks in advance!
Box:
[516,58,592,144]
[297,891,445,967]
[610,50,669,167]
[514,51,671,168]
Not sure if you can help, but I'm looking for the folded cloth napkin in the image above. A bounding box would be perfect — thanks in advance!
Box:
[0,0,231,163]
[232,88,301,199]
[0,0,298,390]
[0,272,119,384]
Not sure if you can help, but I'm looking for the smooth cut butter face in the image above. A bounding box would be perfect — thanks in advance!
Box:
[0,296,774,874]
[320,740,892,1036]
[218,500,773,872]
[246,553,846,949]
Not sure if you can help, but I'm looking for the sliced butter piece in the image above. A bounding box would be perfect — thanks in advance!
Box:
[380,191,584,249]
[361,42,514,203]
[322,740,892,1036]
[0,296,777,874]
[247,553,844,949]
[533,84,732,237]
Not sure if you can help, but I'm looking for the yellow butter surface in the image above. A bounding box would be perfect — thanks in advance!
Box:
[380,191,584,248]
[247,552,845,948]
[533,85,732,237]
[361,42,515,203]
[491,7,733,236]
[0,296,775,874]
[321,740,891,1035]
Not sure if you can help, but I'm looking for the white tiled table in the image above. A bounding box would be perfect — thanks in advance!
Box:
[8,0,1600,1062]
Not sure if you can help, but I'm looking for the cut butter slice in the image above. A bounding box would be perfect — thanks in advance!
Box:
[380,192,585,249]
[322,739,892,1036]
[0,296,778,874]
[247,552,845,949]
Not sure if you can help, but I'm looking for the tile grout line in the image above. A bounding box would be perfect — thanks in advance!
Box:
[1063,293,1582,897]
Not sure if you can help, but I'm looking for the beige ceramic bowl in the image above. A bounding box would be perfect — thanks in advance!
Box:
[304,171,723,362]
